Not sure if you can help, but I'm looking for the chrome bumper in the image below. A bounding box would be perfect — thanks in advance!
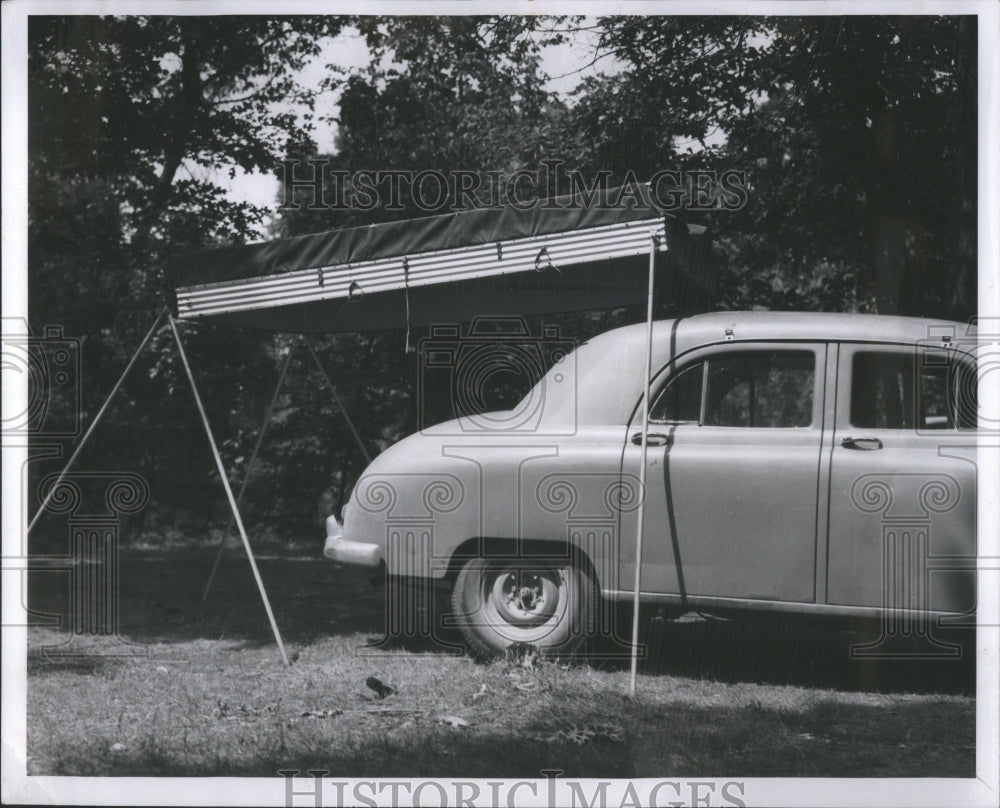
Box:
[323,515,381,567]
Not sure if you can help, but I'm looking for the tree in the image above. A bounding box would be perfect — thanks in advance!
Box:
[30,16,345,328]
[28,17,346,540]
[583,15,977,319]
[277,15,582,232]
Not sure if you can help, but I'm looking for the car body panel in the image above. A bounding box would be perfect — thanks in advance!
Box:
[347,425,631,586]
[334,312,978,622]
[618,341,826,604]
[826,341,977,615]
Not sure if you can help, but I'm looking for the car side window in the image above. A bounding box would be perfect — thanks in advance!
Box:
[649,362,703,422]
[920,352,978,430]
[920,363,952,429]
[650,350,815,427]
[704,351,815,427]
[851,349,978,430]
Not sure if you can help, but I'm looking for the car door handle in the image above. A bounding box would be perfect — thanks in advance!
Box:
[841,436,883,450]
[632,432,670,446]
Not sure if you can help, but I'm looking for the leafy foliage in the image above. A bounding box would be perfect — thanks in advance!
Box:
[278,16,582,232]
[28,16,345,542]
[586,15,977,316]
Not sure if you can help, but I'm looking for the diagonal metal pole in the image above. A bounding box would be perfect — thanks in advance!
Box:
[28,314,164,533]
[168,315,290,666]
[301,336,372,464]
[629,233,658,697]
[202,334,301,602]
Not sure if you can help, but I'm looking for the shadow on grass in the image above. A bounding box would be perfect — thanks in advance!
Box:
[28,549,976,694]
[28,549,388,647]
[588,610,976,695]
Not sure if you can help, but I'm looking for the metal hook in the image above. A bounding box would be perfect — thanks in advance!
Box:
[534,247,560,273]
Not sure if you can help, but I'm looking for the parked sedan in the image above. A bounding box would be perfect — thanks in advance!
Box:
[325,312,979,658]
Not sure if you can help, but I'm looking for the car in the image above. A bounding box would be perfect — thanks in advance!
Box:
[324,311,980,658]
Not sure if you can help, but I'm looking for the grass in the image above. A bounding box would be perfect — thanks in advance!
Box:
[25,548,976,777]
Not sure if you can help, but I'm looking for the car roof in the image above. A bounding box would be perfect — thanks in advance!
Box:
[587,311,974,362]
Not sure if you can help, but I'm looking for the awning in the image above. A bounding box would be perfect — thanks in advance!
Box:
[170,186,716,333]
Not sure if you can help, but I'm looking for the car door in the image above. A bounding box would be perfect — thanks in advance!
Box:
[619,343,826,603]
[826,342,977,616]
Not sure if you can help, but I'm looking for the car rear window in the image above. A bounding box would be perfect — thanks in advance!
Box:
[851,350,977,430]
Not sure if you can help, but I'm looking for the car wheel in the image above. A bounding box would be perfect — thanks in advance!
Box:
[451,556,596,659]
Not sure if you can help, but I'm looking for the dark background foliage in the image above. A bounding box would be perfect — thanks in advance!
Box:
[25,14,977,548]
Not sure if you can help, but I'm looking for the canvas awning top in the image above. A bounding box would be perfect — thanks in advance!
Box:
[170,185,714,334]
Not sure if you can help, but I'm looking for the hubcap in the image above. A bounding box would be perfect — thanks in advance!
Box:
[489,568,561,627]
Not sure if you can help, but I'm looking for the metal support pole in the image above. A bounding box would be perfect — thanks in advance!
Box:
[202,334,301,601]
[301,336,373,464]
[168,316,290,666]
[629,234,658,697]
[28,314,164,533]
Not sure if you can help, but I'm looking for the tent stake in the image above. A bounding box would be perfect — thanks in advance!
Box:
[301,336,372,463]
[629,234,658,697]
[202,334,301,602]
[168,316,290,666]
[27,313,164,533]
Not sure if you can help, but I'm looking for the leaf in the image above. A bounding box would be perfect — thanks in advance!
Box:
[562,727,595,745]
[302,708,344,719]
[365,676,397,699]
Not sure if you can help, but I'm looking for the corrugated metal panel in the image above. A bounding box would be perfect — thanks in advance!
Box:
[176,220,666,320]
